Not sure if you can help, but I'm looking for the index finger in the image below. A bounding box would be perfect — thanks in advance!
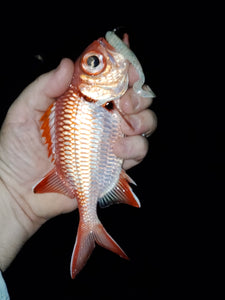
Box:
[122,33,142,87]
[128,64,140,87]
[119,86,153,115]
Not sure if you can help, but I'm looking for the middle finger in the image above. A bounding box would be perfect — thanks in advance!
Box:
[119,87,153,115]
[120,109,157,136]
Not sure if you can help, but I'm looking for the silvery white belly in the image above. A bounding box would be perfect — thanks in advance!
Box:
[53,95,123,218]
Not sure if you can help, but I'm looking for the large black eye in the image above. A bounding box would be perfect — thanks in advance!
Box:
[87,55,100,68]
[81,52,106,75]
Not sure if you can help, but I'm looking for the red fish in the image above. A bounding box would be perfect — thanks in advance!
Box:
[33,32,144,278]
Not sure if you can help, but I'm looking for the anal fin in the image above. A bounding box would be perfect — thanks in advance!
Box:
[98,169,140,208]
[33,167,74,198]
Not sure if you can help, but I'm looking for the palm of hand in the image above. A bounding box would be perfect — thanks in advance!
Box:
[0,60,77,222]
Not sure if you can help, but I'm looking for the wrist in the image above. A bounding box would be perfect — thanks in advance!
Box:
[0,173,44,271]
[0,179,25,270]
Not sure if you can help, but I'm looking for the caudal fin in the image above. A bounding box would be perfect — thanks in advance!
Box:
[94,223,128,260]
[70,222,128,279]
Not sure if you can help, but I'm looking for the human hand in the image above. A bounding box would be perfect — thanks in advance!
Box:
[0,59,77,224]
[0,59,76,271]
[114,64,157,169]
[0,58,156,271]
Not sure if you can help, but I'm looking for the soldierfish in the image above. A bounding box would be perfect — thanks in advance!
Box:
[33,31,154,278]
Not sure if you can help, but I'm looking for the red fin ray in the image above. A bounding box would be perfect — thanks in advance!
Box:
[70,221,128,279]
[98,169,140,208]
[70,224,96,279]
[40,103,55,160]
[94,223,128,259]
[33,167,74,198]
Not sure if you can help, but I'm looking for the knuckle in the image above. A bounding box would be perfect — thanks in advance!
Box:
[133,136,149,162]
[140,137,149,157]
[143,109,157,136]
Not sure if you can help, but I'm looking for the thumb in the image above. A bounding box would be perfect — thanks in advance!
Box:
[43,58,75,98]
[18,58,75,113]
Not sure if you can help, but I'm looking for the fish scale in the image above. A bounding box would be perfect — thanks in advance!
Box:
[33,32,144,278]
[56,91,119,208]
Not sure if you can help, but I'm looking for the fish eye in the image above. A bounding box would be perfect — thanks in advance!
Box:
[87,55,100,68]
[81,52,106,75]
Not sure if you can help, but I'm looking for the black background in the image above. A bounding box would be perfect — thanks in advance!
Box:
[1,2,222,299]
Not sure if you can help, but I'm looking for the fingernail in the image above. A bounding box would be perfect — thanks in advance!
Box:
[142,130,152,138]
[143,84,156,97]
[55,59,64,73]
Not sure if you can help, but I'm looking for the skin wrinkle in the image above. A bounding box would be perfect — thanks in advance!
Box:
[114,135,148,162]
[0,176,35,233]
[120,109,156,137]
[1,127,35,180]
[0,123,48,228]
[119,86,153,115]
[0,154,44,231]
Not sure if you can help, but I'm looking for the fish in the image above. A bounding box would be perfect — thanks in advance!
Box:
[33,31,154,279]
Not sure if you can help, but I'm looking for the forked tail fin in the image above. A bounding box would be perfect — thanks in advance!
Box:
[70,222,128,279]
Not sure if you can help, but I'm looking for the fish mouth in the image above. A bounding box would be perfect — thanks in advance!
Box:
[94,75,129,105]
[98,37,115,51]
[79,75,129,105]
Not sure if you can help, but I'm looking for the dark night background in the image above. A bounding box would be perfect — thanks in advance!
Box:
[0,2,222,299]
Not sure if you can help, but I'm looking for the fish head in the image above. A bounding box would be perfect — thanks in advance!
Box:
[72,37,129,105]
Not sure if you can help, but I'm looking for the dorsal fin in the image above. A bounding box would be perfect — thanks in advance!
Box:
[33,167,75,198]
[98,169,140,208]
[40,103,55,161]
